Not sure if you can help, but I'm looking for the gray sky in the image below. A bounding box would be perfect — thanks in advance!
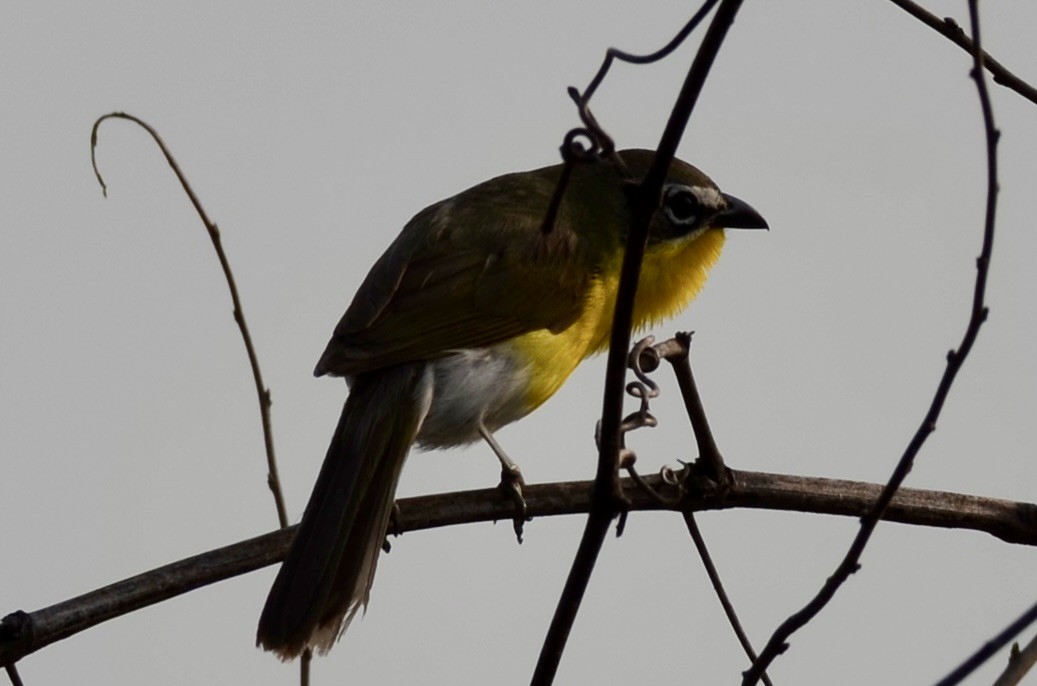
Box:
[4,2,1037,684]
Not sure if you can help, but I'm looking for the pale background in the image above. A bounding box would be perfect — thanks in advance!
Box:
[3,2,1037,684]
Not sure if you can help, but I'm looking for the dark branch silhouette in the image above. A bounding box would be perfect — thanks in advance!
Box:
[5,468,1035,668]
[4,3,1037,683]
[533,2,747,682]
[992,630,1037,686]
[744,0,1002,681]
[683,512,773,686]
[935,599,1037,686]
[887,0,1037,106]
[623,334,769,683]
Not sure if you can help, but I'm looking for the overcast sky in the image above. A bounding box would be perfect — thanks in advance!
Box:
[4,2,1037,684]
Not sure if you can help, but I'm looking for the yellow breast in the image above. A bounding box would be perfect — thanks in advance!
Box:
[511,228,726,411]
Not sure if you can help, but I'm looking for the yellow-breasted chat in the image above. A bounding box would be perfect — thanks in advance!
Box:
[256,148,767,658]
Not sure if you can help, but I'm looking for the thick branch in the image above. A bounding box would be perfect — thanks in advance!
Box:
[3,470,1035,666]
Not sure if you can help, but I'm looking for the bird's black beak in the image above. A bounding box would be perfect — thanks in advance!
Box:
[716,193,769,230]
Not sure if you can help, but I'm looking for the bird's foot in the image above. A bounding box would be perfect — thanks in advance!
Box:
[382,502,402,553]
[498,464,528,544]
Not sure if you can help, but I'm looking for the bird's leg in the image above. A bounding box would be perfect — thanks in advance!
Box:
[478,424,527,543]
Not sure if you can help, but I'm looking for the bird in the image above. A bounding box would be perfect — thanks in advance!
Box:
[256,148,767,659]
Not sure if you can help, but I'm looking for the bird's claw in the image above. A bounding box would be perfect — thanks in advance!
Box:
[499,464,528,544]
[382,502,402,553]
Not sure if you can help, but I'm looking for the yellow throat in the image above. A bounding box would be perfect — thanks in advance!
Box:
[512,227,726,411]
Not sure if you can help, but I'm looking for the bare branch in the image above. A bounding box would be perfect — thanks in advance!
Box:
[534,2,747,682]
[4,470,1034,668]
[575,0,721,137]
[887,0,1037,106]
[992,632,1037,686]
[935,601,1037,686]
[90,112,290,530]
[743,1,1002,681]
[628,336,763,679]
[682,513,773,686]
[664,332,727,483]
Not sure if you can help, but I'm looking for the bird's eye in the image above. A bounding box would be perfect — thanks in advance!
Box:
[662,185,702,226]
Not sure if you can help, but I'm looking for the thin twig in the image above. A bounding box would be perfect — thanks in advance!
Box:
[935,600,1037,686]
[743,1,1001,682]
[3,470,1036,667]
[635,334,727,481]
[887,0,1037,106]
[992,632,1037,686]
[630,336,764,679]
[532,2,745,682]
[90,112,289,530]
[575,0,721,135]
[682,513,773,686]
[665,332,727,483]
[541,1,719,238]
[4,664,23,686]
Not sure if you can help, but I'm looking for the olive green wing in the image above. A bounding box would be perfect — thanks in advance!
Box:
[314,181,593,377]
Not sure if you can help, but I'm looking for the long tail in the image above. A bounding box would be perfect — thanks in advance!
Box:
[257,362,432,659]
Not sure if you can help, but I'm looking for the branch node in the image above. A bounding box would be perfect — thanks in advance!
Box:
[942,17,963,37]
[0,611,32,651]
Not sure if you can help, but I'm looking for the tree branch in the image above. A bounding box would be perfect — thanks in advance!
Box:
[533,3,748,682]
[935,599,1037,686]
[4,470,1035,667]
[742,0,1002,680]
[992,631,1037,686]
[682,512,772,686]
[887,0,1037,107]
[91,112,290,530]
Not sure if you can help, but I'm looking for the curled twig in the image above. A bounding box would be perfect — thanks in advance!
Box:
[542,0,721,235]
[623,461,682,509]
[540,129,602,235]
[627,335,660,392]
[90,112,289,530]
[620,336,661,436]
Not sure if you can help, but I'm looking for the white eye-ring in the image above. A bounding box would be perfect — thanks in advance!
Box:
[663,186,698,225]
[662,183,725,226]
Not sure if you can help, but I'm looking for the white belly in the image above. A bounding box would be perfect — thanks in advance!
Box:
[414,344,533,448]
